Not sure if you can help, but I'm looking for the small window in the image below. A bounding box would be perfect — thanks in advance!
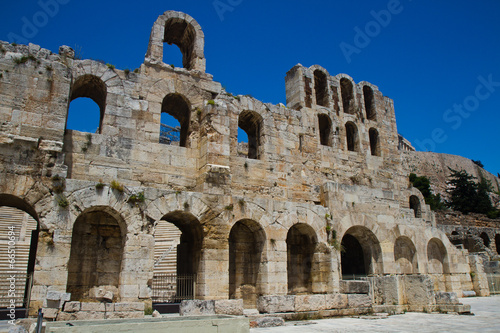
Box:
[164,18,196,69]
[409,195,421,218]
[340,78,354,115]
[161,93,191,147]
[314,70,329,107]
[369,128,380,156]
[67,75,107,133]
[318,114,332,146]
[345,121,359,152]
[363,85,376,120]
[238,110,263,159]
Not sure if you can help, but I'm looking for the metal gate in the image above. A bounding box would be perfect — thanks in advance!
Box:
[487,274,500,294]
[0,272,32,308]
[152,274,196,303]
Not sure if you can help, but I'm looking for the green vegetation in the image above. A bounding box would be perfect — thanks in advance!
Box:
[446,168,499,218]
[95,180,105,189]
[207,100,215,106]
[225,204,234,211]
[409,173,444,211]
[124,68,130,75]
[106,63,115,70]
[128,192,145,204]
[110,180,124,192]
[57,195,69,208]
[472,160,484,168]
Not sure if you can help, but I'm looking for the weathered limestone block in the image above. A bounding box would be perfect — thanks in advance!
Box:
[42,308,59,319]
[347,294,371,308]
[75,311,105,320]
[106,311,144,319]
[294,294,326,312]
[339,280,370,294]
[180,300,216,316]
[215,299,244,315]
[63,302,80,313]
[250,317,285,328]
[325,293,348,309]
[80,302,105,312]
[434,292,459,305]
[402,275,435,306]
[369,276,401,305]
[257,296,295,313]
[114,302,145,312]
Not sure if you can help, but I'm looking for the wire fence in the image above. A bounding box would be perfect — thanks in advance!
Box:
[152,274,196,303]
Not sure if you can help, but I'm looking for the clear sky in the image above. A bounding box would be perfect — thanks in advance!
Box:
[1,0,499,175]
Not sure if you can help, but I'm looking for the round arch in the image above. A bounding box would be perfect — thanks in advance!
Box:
[229,219,266,308]
[394,236,418,274]
[66,206,127,301]
[286,223,317,294]
[427,238,449,274]
[341,225,383,278]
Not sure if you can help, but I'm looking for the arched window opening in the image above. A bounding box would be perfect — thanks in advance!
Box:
[480,232,490,248]
[363,85,376,120]
[345,121,359,152]
[394,236,418,274]
[238,110,263,159]
[68,75,107,134]
[369,128,380,156]
[340,78,354,114]
[427,238,448,274]
[409,195,421,218]
[314,70,329,107]
[287,224,317,294]
[67,209,125,301]
[318,114,332,146]
[341,226,383,279]
[161,93,191,147]
[496,234,500,255]
[229,219,265,308]
[0,196,39,308]
[164,18,196,70]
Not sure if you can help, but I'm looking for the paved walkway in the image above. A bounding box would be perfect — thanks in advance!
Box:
[251,296,500,333]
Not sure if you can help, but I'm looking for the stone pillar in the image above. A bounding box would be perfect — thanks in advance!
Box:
[468,255,490,296]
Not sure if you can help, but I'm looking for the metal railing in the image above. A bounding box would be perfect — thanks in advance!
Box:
[152,274,196,303]
[487,274,500,294]
[0,272,32,308]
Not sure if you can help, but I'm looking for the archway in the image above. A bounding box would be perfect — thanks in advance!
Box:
[318,114,332,146]
[68,75,107,134]
[363,85,376,120]
[152,211,203,303]
[427,238,448,274]
[341,226,383,279]
[161,93,191,147]
[0,194,39,309]
[238,110,263,159]
[479,232,490,248]
[340,78,354,114]
[66,207,126,301]
[369,128,380,156]
[314,70,329,107]
[287,224,317,294]
[229,219,265,308]
[345,121,359,152]
[496,234,500,255]
[394,236,418,274]
[409,195,422,218]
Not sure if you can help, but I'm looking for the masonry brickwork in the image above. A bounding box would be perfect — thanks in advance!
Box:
[0,10,491,319]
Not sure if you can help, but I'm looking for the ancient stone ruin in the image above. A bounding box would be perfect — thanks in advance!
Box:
[0,10,495,321]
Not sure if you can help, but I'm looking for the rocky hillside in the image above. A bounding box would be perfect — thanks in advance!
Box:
[401,151,500,208]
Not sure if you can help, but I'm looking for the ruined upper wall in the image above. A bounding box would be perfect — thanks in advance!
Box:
[0,10,411,206]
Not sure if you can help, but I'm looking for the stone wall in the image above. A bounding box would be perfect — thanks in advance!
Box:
[0,10,482,318]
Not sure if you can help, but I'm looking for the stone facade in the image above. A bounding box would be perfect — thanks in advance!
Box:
[0,10,486,318]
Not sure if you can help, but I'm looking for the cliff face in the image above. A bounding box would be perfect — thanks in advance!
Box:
[401,151,500,208]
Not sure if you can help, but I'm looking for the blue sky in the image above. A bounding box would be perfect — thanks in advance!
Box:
[1,0,499,175]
